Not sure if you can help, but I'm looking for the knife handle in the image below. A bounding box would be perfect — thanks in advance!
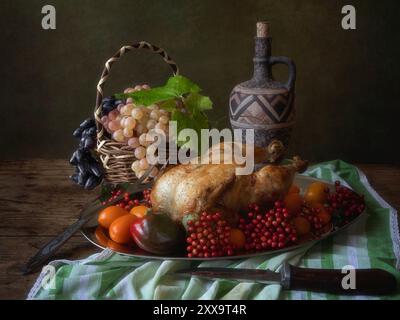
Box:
[281,263,397,295]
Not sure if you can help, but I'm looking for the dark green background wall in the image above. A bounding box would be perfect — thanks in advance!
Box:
[1,0,399,163]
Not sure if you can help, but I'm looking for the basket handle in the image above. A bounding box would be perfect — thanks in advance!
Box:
[94,41,179,137]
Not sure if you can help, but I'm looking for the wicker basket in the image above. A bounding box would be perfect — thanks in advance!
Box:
[93,41,179,184]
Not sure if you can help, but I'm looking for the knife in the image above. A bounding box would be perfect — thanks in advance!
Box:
[175,263,398,295]
[22,165,155,275]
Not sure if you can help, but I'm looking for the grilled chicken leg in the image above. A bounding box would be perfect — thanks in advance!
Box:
[198,139,285,165]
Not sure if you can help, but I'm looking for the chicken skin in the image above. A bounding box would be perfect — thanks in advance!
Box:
[150,156,308,224]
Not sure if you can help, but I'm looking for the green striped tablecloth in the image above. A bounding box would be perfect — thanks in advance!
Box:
[28,160,400,300]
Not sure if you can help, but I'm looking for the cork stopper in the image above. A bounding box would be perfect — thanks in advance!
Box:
[256,21,270,38]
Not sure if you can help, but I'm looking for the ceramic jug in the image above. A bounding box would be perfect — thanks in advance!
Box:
[229,22,296,149]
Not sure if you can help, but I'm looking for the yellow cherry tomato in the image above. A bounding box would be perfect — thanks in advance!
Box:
[304,182,329,205]
[98,205,129,229]
[130,205,149,218]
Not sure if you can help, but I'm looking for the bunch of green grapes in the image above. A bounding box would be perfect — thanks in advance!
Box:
[100,84,170,179]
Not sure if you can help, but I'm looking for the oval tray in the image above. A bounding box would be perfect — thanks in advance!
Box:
[81,175,366,261]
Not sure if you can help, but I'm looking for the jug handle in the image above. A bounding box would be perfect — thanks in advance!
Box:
[269,56,296,91]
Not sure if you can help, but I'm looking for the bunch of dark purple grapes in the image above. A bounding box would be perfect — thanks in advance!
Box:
[69,96,120,190]
[69,118,101,190]
[101,96,123,117]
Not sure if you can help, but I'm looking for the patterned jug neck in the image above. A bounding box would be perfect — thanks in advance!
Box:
[240,36,286,90]
[252,37,272,83]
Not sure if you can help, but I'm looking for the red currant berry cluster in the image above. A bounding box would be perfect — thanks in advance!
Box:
[303,207,324,231]
[238,201,298,251]
[328,181,365,220]
[186,212,234,258]
[101,188,152,211]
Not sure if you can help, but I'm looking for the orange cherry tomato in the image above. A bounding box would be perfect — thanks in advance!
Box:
[318,211,331,225]
[229,228,246,249]
[304,182,329,205]
[284,193,303,214]
[293,217,311,236]
[130,205,149,218]
[109,214,137,244]
[312,203,332,225]
[98,205,129,229]
[288,184,300,194]
[95,226,110,247]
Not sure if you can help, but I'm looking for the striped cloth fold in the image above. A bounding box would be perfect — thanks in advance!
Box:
[28,160,400,300]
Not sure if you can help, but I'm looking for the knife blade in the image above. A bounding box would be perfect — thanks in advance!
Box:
[176,267,281,284]
[175,263,397,295]
[22,166,155,275]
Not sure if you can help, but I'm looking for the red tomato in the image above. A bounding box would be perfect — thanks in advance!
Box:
[130,214,185,255]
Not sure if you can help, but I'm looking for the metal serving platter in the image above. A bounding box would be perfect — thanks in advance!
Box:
[81,175,366,261]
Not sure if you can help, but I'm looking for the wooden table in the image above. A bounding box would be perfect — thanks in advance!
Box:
[0,160,399,300]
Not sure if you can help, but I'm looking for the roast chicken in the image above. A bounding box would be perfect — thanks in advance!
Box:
[150,143,308,224]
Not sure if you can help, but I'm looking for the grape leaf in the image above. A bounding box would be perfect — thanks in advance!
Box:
[158,99,179,112]
[184,93,213,113]
[171,110,191,146]
[171,109,209,151]
[115,87,178,106]
[115,75,201,105]
[165,75,201,95]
